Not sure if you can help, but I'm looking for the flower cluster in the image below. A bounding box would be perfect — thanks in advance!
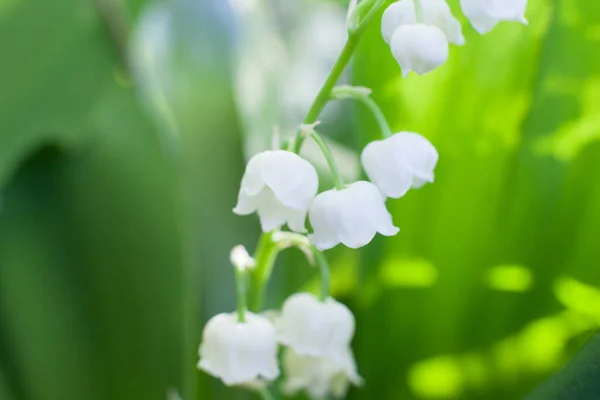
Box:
[199,267,362,398]
[234,130,436,250]
[196,0,529,398]
[198,124,435,398]
[382,0,528,76]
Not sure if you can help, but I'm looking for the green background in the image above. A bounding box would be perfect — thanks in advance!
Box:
[0,0,598,399]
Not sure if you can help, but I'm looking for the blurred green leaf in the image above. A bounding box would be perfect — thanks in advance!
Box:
[349,0,600,399]
[528,332,600,399]
[0,1,188,399]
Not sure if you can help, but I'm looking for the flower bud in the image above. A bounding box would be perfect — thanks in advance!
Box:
[234,150,318,233]
[460,0,528,34]
[382,0,464,45]
[390,24,449,77]
[230,245,255,271]
[308,181,399,251]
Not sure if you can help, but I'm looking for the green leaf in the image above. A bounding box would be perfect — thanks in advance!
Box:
[348,0,600,398]
[528,332,600,399]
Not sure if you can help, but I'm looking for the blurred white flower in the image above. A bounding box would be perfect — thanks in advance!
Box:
[229,245,256,271]
[198,312,279,385]
[361,132,439,199]
[390,24,449,77]
[382,0,464,45]
[281,347,363,400]
[460,0,528,34]
[234,150,318,233]
[309,181,399,250]
[276,293,354,359]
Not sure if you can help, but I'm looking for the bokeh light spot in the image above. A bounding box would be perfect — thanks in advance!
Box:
[409,356,464,399]
[484,264,533,292]
[379,258,438,288]
[554,275,600,323]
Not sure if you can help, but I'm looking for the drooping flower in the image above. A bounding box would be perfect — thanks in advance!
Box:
[382,0,465,45]
[281,347,363,400]
[198,312,279,386]
[276,293,354,359]
[390,24,449,77]
[361,132,438,199]
[460,0,528,34]
[308,181,399,251]
[233,150,319,233]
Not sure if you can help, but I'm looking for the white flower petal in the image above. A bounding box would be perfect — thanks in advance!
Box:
[309,182,399,250]
[234,150,318,232]
[239,153,269,196]
[361,132,438,198]
[381,0,416,43]
[255,189,291,232]
[286,208,309,233]
[198,312,279,386]
[308,190,344,251]
[460,0,528,34]
[261,150,319,210]
[281,347,363,400]
[276,293,355,358]
[361,140,413,198]
[233,189,260,215]
[390,132,439,187]
[390,24,449,77]
[382,0,464,46]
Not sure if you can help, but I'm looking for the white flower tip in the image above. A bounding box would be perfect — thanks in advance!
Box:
[520,17,529,25]
[230,245,256,270]
[232,206,244,215]
[379,221,400,237]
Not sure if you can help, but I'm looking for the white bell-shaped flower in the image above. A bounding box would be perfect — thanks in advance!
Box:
[233,150,318,233]
[281,347,363,400]
[198,312,279,386]
[361,132,438,199]
[308,181,399,251]
[460,0,528,34]
[382,0,465,45]
[390,24,449,77]
[276,293,355,359]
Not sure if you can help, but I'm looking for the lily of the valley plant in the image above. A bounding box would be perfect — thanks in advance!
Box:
[197,0,529,398]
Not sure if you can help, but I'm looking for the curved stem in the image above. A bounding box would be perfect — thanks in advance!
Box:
[250,0,391,315]
[359,95,393,138]
[292,35,359,153]
[256,387,275,400]
[332,87,392,138]
[234,267,247,323]
[358,95,392,138]
[358,0,391,35]
[413,0,424,22]
[248,232,279,312]
[312,248,331,301]
[307,130,345,190]
[291,0,391,153]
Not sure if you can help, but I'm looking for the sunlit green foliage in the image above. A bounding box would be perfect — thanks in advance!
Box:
[0,0,599,399]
